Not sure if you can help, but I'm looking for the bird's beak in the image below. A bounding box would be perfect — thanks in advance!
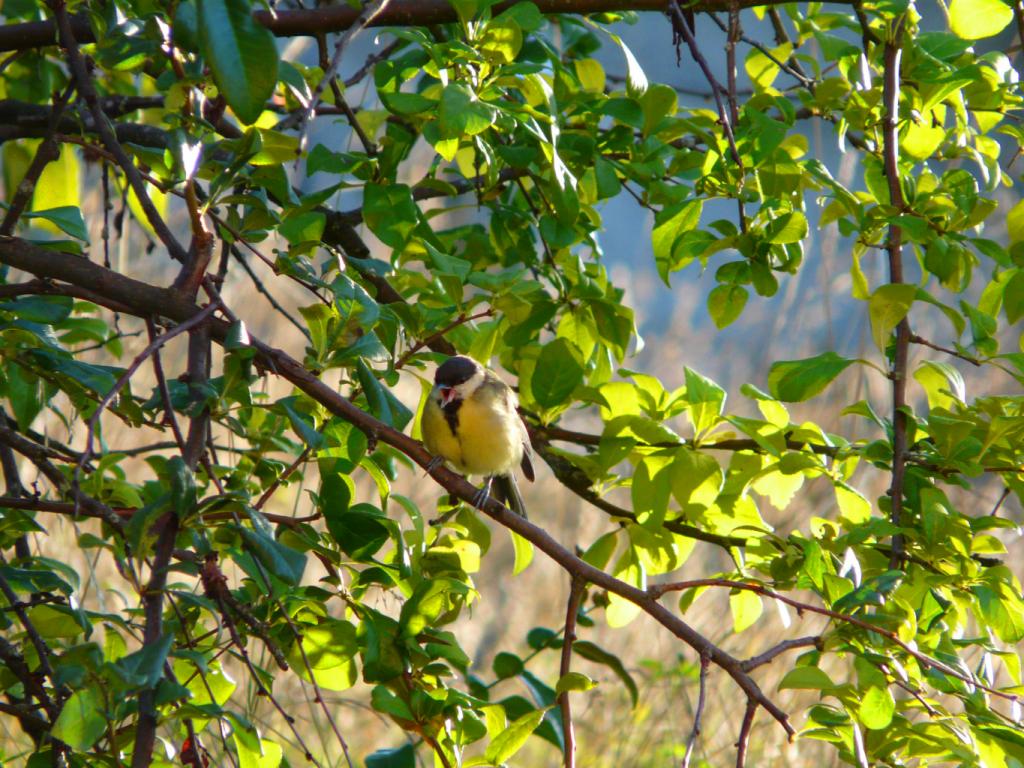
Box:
[439,386,457,406]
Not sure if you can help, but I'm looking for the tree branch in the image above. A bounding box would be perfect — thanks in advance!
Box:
[1,1,861,53]
[0,233,796,739]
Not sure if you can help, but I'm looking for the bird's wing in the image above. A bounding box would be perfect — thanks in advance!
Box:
[516,406,535,482]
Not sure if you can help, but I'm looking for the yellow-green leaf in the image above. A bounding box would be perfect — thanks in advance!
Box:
[949,0,1013,40]
[730,589,762,633]
[511,530,533,575]
[868,284,916,354]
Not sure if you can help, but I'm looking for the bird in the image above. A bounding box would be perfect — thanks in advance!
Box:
[421,355,535,518]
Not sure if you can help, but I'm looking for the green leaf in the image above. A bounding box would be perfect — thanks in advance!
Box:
[484,708,545,765]
[555,672,597,694]
[869,284,916,354]
[730,589,762,633]
[0,295,74,324]
[745,43,792,91]
[765,211,808,244]
[572,640,639,707]
[235,735,284,768]
[52,689,107,751]
[356,359,413,430]
[325,501,389,560]
[511,530,534,575]
[479,18,522,64]
[239,524,307,585]
[21,207,87,240]
[492,651,524,679]
[439,83,496,138]
[606,31,647,96]
[640,84,677,136]
[767,352,855,402]
[684,367,725,435]
[778,666,836,691]
[29,348,123,396]
[363,184,420,250]
[5,361,44,429]
[972,583,1024,643]
[197,0,279,124]
[289,619,358,692]
[1008,199,1024,245]
[365,744,416,768]
[858,685,895,730]
[166,455,197,517]
[277,396,323,449]
[914,360,965,411]
[114,632,173,689]
[652,200,703,283]
[948,0,1013,39]
[575,58,605,93]
[669,448,722,508]
[1004,270,1024,324]
[707,284,748,328]
[531,339,584,408]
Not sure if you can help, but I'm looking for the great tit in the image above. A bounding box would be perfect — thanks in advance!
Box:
[421,355,535,518]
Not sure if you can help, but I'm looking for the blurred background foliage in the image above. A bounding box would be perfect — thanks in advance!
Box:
[0,0,1022,766]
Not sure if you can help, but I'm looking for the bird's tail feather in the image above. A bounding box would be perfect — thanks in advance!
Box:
[491,474,528,519]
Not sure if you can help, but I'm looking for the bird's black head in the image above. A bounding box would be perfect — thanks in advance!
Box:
[435,355,479,387]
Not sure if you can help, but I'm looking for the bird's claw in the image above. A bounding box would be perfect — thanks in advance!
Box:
[471,486,491,510]
[424,455,443,475]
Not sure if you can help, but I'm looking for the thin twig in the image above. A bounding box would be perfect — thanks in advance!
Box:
[394,309,494,370]
[735,699,757,768]
[724,8,739,128]
[255,445,311,510]
[298,0,393,151]
[909,333,980,366]
[0,426,125,533]
[147,318,188,456]
[740,636,820,672]
[709,12,815,91]
[316,33,376,155]
[989,487,1012,517]
[559,575,586,768]
[668,0,746,232]
[230,246,310,339]
[344,38,401,87]
[0,494,318,528]
[682,654,710,768]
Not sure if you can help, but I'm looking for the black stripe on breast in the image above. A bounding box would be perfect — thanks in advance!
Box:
[442,400,460,437]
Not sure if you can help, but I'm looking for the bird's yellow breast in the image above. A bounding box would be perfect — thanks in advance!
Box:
[422,393,522,477]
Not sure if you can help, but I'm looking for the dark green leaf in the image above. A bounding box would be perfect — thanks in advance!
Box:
[197,0,279,124]
[238,525,307,585]
[365,744,416,768]
[532,338,584,408]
